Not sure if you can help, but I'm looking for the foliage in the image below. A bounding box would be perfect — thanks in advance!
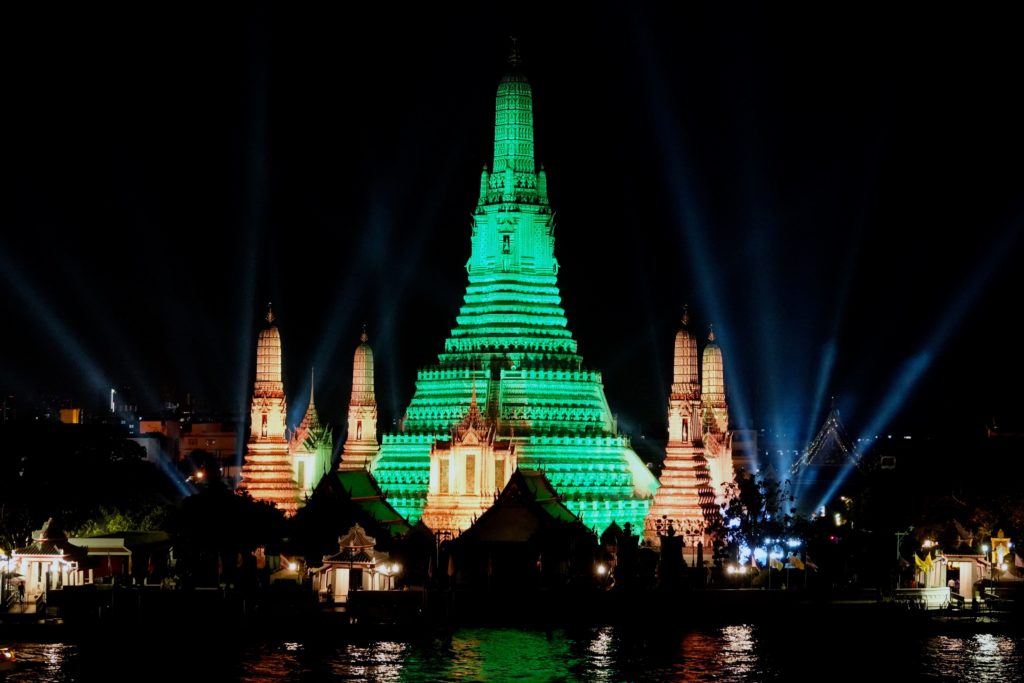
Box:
[0,422,185,552]
[69,504,169,538]
[718,468,799,556]
[164,486,286,587]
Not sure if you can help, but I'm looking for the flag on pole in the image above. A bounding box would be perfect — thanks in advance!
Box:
[788,554,805,570]
[769,557,784,571]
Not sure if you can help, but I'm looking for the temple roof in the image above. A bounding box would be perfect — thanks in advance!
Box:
[331,470,411,536]
[793,401,856,471]
[351,327,375,406]
[255,303,284,393]
[701,325,725,405]
[672,305,699,397]
[458,468,590,543]
[15,519,87,560]
[338,523,375,549]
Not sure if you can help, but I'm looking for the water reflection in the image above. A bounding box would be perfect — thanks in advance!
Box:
[924,634,1023,682]
[3,625,1022,681]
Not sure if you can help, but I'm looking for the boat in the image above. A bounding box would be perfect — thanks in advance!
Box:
[0,646,16,671]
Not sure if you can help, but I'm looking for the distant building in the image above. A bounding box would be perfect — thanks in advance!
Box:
[180,422,238,462]
[791,402,859,513]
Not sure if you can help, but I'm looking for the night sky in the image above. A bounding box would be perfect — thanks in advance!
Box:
[4,5,1022,448]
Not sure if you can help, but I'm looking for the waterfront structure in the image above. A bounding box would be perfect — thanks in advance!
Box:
[369,47,659,534]
[12,519,84,606]
[238,306,301,515]
[311,523,398,605]
[339,329,378,471]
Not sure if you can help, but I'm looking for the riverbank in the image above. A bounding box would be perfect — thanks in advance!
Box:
[2,584,1020,641]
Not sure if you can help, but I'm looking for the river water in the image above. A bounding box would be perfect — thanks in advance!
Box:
[4,623,1023,681]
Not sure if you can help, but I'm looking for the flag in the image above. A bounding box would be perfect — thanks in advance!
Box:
[914,553,927,571]
[769,557,784,571]
[788,554,805,570]
[805,555,819,571]
[1015,553,1023,569]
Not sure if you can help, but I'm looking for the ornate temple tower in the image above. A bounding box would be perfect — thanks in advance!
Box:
[370,45,659,532]
[239,305,301,515]
[420,387,516,534]
[290,370,333,495]
[644,308,717,545]
[339,329,379,471]
[701,325,734,505]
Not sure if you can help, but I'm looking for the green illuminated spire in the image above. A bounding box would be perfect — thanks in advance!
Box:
[371,46,659,533]
[491,37,535,181]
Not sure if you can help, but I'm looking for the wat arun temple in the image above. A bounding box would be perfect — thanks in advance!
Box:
[240,47,735,543]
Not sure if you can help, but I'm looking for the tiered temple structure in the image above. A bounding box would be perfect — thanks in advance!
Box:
[644,309,720,545]
[419,386,517,533]
[701,325,733,507]
[339,329,378,471]
[369,46,660,534]
[239,306,301,515]
[290,370,333,495]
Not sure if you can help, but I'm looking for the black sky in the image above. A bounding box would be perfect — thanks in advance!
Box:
[4,4,1022,444]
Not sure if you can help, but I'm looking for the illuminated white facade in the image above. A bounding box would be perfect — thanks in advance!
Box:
[339,329,379,471]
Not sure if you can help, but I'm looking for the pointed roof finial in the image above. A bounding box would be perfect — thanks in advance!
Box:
[681,304,690,327]
[508,36,521,67]
[708,323,716,343]
[266,302,275,324]
[360,323,368,344]
[310,367,316,403]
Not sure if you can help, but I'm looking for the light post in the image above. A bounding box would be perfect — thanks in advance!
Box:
[895,528,913,560]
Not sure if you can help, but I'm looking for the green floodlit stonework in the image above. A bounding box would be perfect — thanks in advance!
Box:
[370,56,659,532]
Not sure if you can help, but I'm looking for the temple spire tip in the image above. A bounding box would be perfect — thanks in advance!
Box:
[266,302,275,324]
[507,36,521,67]
[360,324,368,344]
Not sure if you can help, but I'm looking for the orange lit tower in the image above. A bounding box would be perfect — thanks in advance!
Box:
[238,305,301,515]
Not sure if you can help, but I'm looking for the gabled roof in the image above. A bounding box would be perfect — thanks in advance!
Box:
[322,470,411,536]
[793,403,856,472]
[15,519,87,561]
[459,468,589,543]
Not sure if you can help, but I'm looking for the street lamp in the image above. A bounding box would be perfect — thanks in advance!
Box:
[895,528,913,560]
